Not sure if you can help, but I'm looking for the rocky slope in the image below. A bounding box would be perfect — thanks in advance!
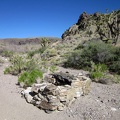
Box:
[62,10,120,45]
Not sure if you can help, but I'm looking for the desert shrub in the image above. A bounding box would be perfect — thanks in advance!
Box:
[113,74,120,83]
[4,54,38,75]
[18,69,43,86]
[4,55,25,75]
[28,46,47,58]
[27,38,50,58]
[1,50,13,57]
[109,61,120,74]
[91,72,103,81]
[64,50,90,69]
[0,59,4,64]
[80,40,115,64]
[27,51,36,58]
[90,62,108,81]
[41,48,57,59]
[24,58,38,72]
[4,66,17,75]
[64,40,120,74]
[107,47,120,74]
[49,65,58,73]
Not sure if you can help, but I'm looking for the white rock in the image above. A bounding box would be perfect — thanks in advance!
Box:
[21,87,32,96]
[24,94,33,103]
[78,73,83,76]
[111,107,117,111]
[24,87,32,94]
[57,103,65,111]
[75,91,81,98]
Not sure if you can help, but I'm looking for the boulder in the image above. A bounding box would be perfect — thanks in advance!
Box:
[37,100,57,111]
[43,84,58,96]
[24,94,33,103]
[57,103,65,111]
[47,95,60,106]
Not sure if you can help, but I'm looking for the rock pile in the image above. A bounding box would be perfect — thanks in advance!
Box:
[21,72,91,113]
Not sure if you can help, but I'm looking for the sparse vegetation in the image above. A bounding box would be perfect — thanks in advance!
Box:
[4,54,39,75]
[64,40,120,83]
[49,65,58,73]
[1,50,14,57]
[27,38,51,58]
[0,58,4,66]
[2,10,120,86]
[0,9,120,120]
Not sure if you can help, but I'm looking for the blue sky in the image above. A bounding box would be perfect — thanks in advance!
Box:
[0,0,119,38]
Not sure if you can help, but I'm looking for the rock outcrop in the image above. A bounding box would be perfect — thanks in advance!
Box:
[62,10,120,44]
[21,72,91,113]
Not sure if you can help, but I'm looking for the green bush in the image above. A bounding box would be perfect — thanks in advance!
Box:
[109,61,120,74]
[91,72,103,81]
[64,40,120,74]
[18,70,43,86]
[90,62,108,81]
[64,50,90,69]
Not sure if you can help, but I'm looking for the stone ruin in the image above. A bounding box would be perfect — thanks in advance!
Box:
[21,71,91,113]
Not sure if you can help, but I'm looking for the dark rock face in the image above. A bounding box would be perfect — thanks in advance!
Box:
[77,12,89,24]
[93,12,100,17]
[51,72,74,85]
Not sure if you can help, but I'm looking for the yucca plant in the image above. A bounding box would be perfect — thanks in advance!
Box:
[18,69,43,86]
[90,61,108,82]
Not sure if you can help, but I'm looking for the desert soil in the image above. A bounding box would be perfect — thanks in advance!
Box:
[0,59,120,120]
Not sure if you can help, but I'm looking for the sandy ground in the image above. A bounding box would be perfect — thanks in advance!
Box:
[0,61,120,120]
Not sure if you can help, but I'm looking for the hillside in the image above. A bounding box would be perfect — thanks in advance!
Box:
[0,37,61,52]
[62,10,120,45]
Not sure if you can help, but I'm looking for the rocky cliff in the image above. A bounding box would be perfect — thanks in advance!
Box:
[62,10,120,44]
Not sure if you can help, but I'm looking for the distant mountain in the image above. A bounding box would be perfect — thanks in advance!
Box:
[0,37,61,53]
[62,10,120,44]
[0,37,61,45]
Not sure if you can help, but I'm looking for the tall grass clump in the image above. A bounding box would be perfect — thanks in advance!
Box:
[18,69,43,87]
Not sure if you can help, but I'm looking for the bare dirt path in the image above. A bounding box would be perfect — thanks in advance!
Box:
[0,61,120,120]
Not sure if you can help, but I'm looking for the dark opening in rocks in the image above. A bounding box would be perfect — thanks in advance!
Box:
[51,72,75,86]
